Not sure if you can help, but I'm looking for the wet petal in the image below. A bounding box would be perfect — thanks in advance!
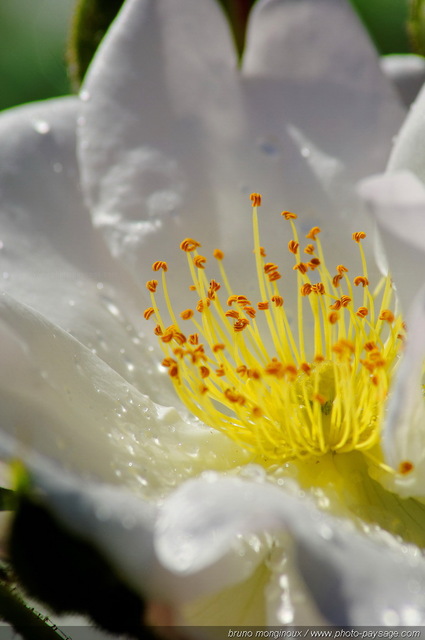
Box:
[78,0,240,291]
[389,83,425,178]
[242,0,405,191]
[0,292,247,491]
[0,97,180,402]
[359,171,425,313]
[156,476,425,624]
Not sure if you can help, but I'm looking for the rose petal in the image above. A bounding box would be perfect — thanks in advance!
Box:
[0,292,248,490]
[389,82,425,179]
[0,97,182,403]
[359,170,425,312]
[156,476,425,624]
[381,54,425,107]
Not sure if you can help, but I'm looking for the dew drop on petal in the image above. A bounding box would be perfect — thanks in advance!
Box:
[257,136,281,158]
[80,89,91,102]
[301,147,311,158]
[33,120,50,134]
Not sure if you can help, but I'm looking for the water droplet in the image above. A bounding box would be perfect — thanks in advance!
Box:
[33,120,50,134]
[0,241,4,250]
[240,464,266,482]
[318,523,333,540]
[80,89,91,102]
[301,146,311,158]
[68,299,75,307]
[53,162,63,173]
[96,282,104,291]
[2,272,9,280]
[257,136,281,158]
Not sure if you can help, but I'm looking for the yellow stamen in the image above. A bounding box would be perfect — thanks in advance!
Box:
[146,195,405,467]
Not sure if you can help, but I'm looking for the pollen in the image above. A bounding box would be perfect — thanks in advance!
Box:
[145,195,405,466]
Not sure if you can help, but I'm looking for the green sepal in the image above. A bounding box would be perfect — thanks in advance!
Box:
[67,0,125,90]
[409,0,425,55]
[349,0,410,54]
[8,476,156,639]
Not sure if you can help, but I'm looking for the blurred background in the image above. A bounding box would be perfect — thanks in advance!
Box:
[0,0,417,111]
[0,0,74,111]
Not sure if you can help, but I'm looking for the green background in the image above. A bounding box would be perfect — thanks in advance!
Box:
[0,0,414,112]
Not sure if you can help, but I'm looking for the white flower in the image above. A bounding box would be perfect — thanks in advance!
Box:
[1,0,425,631]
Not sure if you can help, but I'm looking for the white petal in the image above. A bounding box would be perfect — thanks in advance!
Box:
[359,170,425,312]
[389,82,425,179]
[381,54,425,107]
[0,97,176,402]
[0,293,247,491]
[156,476,425,624]
[378,285,425,498]
[243,0,405,182]
[78,0,241,296]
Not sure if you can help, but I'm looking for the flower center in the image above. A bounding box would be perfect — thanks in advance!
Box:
[144,194,405,466]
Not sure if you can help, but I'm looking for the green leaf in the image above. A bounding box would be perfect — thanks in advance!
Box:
[349,0,410,54]
[9,485,153,638]
[409,0,425,55]
[67,0,124,90]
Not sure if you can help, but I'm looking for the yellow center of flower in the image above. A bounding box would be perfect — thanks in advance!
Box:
[144,194,406,468]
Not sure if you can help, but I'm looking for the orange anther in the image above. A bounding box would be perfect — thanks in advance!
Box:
[305,226,321,241]
[311,283,325,295]
[259,247,267,257]
[304,244,315,255]
[154,324,163,336]
[288,240,299,254]
[225,310,240,319]
[352,231,366,243]
[356,306,368,318]
[379,309,395,324]
[152,260,168,272]
[330,300,342,311]
[282,211,297,220]
[308,258,321,270]
[216,365,225,377]
[224,388,245,405]
[250,193,262,207]
[213,249,224,260]
[300,283,312,296]
[300,362,311,375]
[212,343,225,353]
[196,299,210,312]
[180,309,194,320]
[227,295,238,306]
[340,296,351,307]
[234,318,250,332]
[194,255,206,269]
[244,307,257,318]
[313,393,326,405]
[257,301,269,310]
[293,262,308,274]
[271,295,284,307]
[236,365,247,376]
[200,366,210,379]
[146,279,158,292]
[143,307,155,320]
[337,265,348,274]
[268,271,282,282]
[332,274,343,287]
[328,312,339,325]
[264,262,279,274]
[354,276,369,288]
[188,333,199,345]
[180,238,201,252]
[399,461,414,475]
